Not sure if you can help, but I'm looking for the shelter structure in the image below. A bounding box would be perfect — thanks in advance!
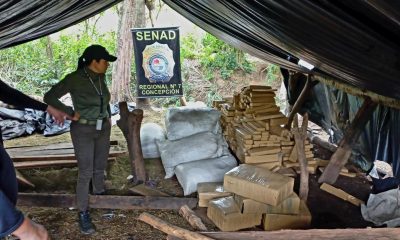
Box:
[1,1,400,236]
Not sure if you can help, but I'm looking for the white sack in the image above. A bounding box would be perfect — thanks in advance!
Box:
[361,188,400,227]
[165,107,221,140]
[158,132,224,178]
[140,123,165,158]
[175,154,238,196]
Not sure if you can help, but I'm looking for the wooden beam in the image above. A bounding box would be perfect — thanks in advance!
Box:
[320,183,364,207]
[179,205,208,231]
[138,212,213,240]
[198,228,400,240]
[17,193,197,210]
[307,133,337,153]
[117,102,146,183]
[292,113,309,201]
[319,97,377,184]
[314,74,400,110]
[6,140,118,151]
[285,74,312,130]
[180,96,187,106]
[11,150,125,161]
[15,169,35,187]
[129,183,170,197]
[13,158,116,169]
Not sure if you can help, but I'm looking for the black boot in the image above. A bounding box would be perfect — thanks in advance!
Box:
[78,210,96,235]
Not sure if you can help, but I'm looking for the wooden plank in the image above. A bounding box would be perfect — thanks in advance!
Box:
[6,140,118,150]
[15,169,35,187]
[129,183,170,197]
[248,146,281,156]
[320,183,364,206]
[14,160,77,169]
[319,167,356,178]
[253,113,285,121]
[270,117,288,127]
[244,154,279,163]
[10,146,123,157]
[138,212,213,240]
[248,85,272,90]
[198,228,400,240]
[11,150,126,161]
[17,193,197,210]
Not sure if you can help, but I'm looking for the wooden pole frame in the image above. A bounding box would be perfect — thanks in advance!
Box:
[319,97,377,184]
[117,101,146,183]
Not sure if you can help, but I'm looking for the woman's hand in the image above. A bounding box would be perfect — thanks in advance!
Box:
[46,105,71,126]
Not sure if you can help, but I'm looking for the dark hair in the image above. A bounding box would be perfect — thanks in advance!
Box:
[77,55,100,70]
[76,44,117,70]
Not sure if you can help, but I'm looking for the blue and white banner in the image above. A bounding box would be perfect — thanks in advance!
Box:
[132,27,182,98]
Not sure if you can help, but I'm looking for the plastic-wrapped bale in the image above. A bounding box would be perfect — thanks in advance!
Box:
[140,123,165,158]
[175,154,238,196]
[197,182,232,207]
[224,164,294,206]
[234,193,300,215]
[157,132,225,178]
[262,201,311,231]
[165,107,221,140]
[207,196,262,231]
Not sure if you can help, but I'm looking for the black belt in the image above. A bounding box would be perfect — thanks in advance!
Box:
[77,117,107,126]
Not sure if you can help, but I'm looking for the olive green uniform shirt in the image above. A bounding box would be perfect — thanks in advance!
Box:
[44,67,111,120]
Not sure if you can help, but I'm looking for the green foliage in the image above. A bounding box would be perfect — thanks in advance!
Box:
[180,34,201,61]
[0,21,117,96]
[200,33,254,80]
[264,64,281,86]
[205,84,223,106]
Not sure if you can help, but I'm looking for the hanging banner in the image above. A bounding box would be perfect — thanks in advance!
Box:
[132,27,182,98]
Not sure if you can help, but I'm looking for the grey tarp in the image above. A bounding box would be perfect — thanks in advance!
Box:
[1,0,400,175]
[0,0,123,49]
[163,0,400,176]
[163,0,400,100]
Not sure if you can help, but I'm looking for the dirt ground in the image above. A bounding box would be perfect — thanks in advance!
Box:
[5,108,377,240]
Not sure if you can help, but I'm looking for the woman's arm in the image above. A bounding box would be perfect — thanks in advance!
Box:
[43,76,74,117]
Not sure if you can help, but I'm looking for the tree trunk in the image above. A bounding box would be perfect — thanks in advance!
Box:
[292,113,309,201]
[135,0,151,108]
[45,36,58,79]
[111,0,136,103]
[117,102,146,183]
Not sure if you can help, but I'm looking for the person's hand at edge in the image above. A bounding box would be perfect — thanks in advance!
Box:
[46,105,71,126]
[71,111,80,121]
[12,217,50,240]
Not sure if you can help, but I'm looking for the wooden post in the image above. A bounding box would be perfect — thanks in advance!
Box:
[15,169,35,188]
[117,102,146,183]
[285,74,312,130]
[319,97,377,184]
[291,113,309,201]
[179,205,208,231]
[307,132,337,153]
[180,96,187,106]
[138,212,214,240]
